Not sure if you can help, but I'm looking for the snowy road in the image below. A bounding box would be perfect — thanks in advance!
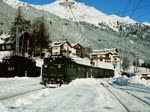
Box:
[0,78,149,112]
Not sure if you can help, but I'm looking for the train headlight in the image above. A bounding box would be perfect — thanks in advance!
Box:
[44,65,47,68]
[58,64,61,68]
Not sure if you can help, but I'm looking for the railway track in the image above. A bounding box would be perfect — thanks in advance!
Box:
[0,86,46,101]
[100,81,150,112]
[119,87,150,105]
[100,82,131,112]
[107,81,150,106]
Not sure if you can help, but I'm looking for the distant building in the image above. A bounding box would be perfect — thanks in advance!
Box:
[50,41,72,57]
[50,41,85,58]
[71,43,84,57]
[0,34,14,51]
[89,48,120,65]
[0,32,30,56]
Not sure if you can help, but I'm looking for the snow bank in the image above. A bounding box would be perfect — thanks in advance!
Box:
[128,76,150,87]
[69,78,99,86]
[111,76,150,87]
[111,76,129,86]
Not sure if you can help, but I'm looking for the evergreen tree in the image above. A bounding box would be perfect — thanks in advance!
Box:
[9,7,31,56]
[31,17,50,57]
[10,7,31,38]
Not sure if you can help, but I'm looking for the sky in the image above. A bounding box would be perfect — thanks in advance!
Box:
[21,0,150,23]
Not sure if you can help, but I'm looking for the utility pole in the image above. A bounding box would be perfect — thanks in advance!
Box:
[135,37,138,73]
[15,26,20,55]
[59,0,74,7]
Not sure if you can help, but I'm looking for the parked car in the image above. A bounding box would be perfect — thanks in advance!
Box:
[140,74,150,80]
[121,71,136,77]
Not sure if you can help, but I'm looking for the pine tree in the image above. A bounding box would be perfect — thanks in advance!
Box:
[9,7,31,56]
[10,7,31,38]
[31,17,50,57]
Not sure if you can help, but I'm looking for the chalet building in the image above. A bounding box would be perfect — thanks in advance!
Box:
[71,43,84,57]
[50,41,72,57]
[0,43,15,51]
[89,48,120,64]
[50,41,85,58]
[0,32,30,56]
[0,34,14,51]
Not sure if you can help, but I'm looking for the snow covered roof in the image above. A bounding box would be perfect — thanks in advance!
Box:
[71,43,84,49]
[72,57,114,70]
[90,52,112,55]
[93,48,118,53]
[51,40,72,47]
[0,34,10,44]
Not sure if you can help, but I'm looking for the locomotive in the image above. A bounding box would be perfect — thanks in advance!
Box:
[42,55,114,86]
[0,55,41,77]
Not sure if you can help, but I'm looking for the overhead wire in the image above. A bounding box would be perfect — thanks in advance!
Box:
[61,0,86,43]
[130,0,144,18]
[121,0,131,17]
[115,4,150,16]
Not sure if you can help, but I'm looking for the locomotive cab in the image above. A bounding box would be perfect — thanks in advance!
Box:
[42,55,70,86]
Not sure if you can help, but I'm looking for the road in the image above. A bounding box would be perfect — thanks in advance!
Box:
[0,78,149,112]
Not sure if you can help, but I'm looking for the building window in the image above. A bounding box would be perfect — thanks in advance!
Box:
[6,45,12,49]
[54,47,58,50]
[100,59,103,61]
[2,45,5,50]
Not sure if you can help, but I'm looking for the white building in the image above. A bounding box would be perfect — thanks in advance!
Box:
[50,41,72,57]
[50,41,85,58]
[89,48,120,65]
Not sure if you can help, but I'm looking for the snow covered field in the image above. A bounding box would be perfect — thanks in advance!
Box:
[0,77,149,112]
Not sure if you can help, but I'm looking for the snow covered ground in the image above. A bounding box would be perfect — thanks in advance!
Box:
[0,77,149,112]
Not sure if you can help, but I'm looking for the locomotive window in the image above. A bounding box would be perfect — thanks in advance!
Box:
[58,64,61,68]
[8,67,14,71]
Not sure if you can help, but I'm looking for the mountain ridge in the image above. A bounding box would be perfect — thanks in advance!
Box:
[1,0,150,63]
[3,0,137,32]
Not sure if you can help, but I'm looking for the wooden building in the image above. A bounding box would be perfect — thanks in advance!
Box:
[71,43,84,57]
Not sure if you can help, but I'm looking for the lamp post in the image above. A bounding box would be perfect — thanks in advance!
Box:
[90,59,95,78]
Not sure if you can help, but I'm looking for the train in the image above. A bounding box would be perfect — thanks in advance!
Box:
[42,55,114,86]
[0,55,41,77]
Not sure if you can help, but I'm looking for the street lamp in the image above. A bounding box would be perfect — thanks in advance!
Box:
[90,59,95,78]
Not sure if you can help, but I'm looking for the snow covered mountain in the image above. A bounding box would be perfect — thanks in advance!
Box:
[3,0,26,8]
[3,0,136,31]
[33,0,137,31]
[1,0,150,62]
